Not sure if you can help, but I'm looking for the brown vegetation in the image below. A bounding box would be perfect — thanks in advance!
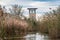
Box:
[0,6,28,40]
[38,6,60,40]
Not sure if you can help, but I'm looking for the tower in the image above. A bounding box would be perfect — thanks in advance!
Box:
[27,8,37,20]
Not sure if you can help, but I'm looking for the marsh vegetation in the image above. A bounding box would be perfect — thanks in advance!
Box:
[0,5,60,40]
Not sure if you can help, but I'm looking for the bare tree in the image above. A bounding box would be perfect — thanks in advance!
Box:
[9,4,23,16]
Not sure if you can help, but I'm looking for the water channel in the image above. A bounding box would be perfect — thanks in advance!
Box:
[24,33,49,40]
[4,33,49,40]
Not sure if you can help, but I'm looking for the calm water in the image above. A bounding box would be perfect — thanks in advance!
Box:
[24,33,49,40]
[4,33,49,40]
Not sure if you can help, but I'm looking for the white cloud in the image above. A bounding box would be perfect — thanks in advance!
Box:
[29,2,48,7]
[0,1,6,6]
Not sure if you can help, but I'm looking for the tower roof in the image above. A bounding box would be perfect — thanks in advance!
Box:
[27,8,37,10]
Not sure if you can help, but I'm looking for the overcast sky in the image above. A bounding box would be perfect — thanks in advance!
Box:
[0,0,60,18]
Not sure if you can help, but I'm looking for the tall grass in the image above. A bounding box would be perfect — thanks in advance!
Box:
[38,6,60,40]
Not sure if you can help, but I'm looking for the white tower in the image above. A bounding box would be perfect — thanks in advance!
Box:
[27,8,37,20]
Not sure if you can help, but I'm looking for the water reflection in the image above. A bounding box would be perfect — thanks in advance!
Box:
[24,33,49,40]
[4,33,49,40]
